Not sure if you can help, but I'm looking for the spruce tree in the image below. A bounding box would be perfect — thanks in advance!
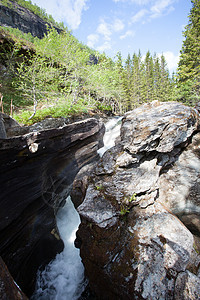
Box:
[177,0,200,105]
[131,51,143,106]
[123,54,132,110]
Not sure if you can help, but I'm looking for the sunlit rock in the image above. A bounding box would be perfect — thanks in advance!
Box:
[77,101,200,299]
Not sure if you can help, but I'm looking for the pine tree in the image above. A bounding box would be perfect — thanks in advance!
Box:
[159,54,171,101]
[141,51,154,103]
[153,54,161,101]
[177,0,200,105]
[123,53,132,110]
[131,51,143,106]
[113,52,127,113]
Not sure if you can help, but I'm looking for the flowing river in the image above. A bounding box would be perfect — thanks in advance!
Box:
[31,116,122,300]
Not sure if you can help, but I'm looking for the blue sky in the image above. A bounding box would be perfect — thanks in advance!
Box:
[32,0,192,73]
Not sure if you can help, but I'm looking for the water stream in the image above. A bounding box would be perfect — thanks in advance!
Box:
[32,116,122,300]
[31,197,86,300]
[97,116,122,157]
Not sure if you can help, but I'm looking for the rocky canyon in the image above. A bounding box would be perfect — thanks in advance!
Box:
[0,115,104,297]
[0,101,200,299]
[76,101,200,299]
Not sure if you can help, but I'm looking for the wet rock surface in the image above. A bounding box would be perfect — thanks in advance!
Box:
[0,256,28,300]
[77,101,200,299]
[0,117,104,297]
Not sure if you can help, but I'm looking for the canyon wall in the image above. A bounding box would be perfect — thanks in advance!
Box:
[0,0,61,38]
[0,116,104,297]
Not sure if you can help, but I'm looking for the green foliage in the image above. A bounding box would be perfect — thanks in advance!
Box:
[0,8,176,121]
[13,97,92,125]
[95,184,104,191]
[115,50,174,111]
[193,242,199,254]
[120,205,129,216]
[96,103,112,112]
[176,0,200,105]
[0,26,36,43]
[128,193,137,203]
[120,205,130,216]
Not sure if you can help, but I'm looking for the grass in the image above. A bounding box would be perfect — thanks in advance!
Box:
[11,95,99,125]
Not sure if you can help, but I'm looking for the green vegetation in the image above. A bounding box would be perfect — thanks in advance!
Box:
[0,0,199,124]
[128,193,137,203]
[120,205,130,216]
[119,193,137,216]
[95,184,104,191]
[176,0,200,106]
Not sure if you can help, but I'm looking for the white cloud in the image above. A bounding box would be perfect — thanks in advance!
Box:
[131,9,148,23]
[97,41,112,52]
[113,0,152,4]
[113,0,176,22]
[129,0,175,23]
[33,0,89,30]
[158,51,179,72]
[120,30,135,39]
[113,19,125,32]
[97,18,124,40]
[87,17,124,53]
[150,0,175,19]
[97,20,112,40]
[87,34,99,48]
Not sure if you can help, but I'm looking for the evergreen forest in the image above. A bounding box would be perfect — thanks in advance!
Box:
[0,0,199,125]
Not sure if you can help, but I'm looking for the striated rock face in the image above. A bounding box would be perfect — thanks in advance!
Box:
[0,113,6,138]
[0,117,104,297]
[0,1,61,38]
[77,101,200,299]
[0,256,28,300]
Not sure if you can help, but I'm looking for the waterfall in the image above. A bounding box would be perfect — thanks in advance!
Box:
[98,116,122,157]
[31,116,122,300]
[31,197,86,300]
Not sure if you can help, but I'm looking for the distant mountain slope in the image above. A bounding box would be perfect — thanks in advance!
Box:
[0,0,62,38]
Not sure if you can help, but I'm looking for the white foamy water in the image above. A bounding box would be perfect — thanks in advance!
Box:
[98,116,122,157]
[31,196,86,300]
[32,116,122,300]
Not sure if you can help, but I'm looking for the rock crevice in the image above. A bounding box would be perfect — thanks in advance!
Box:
[76,101,200,299]
[0,117,104,297]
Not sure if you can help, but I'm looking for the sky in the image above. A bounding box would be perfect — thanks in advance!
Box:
[32,0,192,73]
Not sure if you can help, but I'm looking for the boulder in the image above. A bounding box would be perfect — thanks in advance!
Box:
[0,117,104,297]
[77,101,200,299]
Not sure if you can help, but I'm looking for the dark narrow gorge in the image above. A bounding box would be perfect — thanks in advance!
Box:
[1,101,200,299]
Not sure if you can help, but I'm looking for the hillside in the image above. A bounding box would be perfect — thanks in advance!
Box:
[0,0,62,37]
[1,0,197,125]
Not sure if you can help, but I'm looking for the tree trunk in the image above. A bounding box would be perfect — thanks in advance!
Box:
[28,85,37,120]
